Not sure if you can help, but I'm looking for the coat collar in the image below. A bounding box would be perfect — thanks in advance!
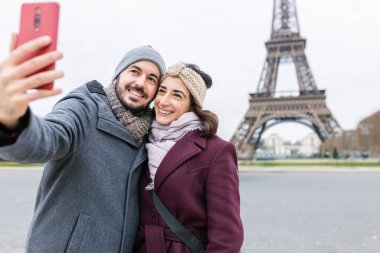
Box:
[154,130,206,192]
[87,80,139,148]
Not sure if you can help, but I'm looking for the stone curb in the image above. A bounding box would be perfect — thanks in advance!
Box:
[0,166,43,171]
[1,166,379,173]
[238,166,380,173]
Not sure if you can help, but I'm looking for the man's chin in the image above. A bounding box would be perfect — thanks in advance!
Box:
[116,87,151,114]
[122,100,149,115]
[129,106,147,114]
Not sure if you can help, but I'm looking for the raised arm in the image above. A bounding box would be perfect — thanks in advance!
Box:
[0,34,63,130]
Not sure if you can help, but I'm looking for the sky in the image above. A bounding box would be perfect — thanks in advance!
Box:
[1,0,379,142]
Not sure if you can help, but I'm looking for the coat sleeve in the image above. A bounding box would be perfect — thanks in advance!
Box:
[0,93,90,163]
[205,142,244,252]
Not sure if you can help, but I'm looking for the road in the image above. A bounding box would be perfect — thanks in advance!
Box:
[1,168,380,252]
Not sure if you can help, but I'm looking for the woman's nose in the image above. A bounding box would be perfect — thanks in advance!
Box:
[157,94,170,106]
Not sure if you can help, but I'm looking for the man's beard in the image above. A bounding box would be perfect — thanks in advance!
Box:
[115,80,150,115]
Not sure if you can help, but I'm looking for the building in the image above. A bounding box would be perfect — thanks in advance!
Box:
[321,110,380,158]
[259,132,321,158]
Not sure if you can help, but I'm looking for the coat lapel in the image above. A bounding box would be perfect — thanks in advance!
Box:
[131,143,148,173]
[154,130,206,192]
[87,80,139,148]
[96,98,139,148]
[96,116,138,148]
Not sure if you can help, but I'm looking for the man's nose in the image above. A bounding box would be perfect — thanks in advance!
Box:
[135,75,146,87]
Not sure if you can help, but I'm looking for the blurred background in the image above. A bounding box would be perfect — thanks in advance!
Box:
[1,1,380,252]
[1,0,379,153]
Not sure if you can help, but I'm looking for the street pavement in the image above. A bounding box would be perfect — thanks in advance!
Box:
[1,167,380,252]
[239,172,380,253]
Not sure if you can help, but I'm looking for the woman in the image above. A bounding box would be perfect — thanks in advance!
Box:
[134,63,243,253]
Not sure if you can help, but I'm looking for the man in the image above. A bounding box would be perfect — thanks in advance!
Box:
[0,35,165,253]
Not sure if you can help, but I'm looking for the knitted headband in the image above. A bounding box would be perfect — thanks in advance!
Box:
[161,63,207,107]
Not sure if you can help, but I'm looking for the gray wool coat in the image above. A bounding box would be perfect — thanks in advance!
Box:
[0,81,147,253]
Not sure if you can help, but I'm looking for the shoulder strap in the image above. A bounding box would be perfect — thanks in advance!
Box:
[152,191,205,253]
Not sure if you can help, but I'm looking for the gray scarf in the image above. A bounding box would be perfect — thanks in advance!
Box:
[105,82,153,146]
[145,112,202,190]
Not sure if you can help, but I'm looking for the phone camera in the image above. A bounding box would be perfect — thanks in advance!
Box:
[34,7,41,31]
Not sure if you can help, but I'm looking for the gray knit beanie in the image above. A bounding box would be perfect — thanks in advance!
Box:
[112,45,166,81]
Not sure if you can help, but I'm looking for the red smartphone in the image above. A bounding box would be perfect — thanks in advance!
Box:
[17,2,60,89]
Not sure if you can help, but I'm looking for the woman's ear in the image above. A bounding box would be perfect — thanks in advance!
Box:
[190,103,197,112]
[191,103,200,113]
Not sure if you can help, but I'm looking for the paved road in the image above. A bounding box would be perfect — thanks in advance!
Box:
[239,172,380,253]
[0,170,39,253]
[1,169,380,252]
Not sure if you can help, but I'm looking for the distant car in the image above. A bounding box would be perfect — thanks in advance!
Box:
[255,153,276,161]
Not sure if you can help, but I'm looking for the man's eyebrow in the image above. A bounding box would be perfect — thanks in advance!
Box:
[149,73,159,80]
[130,65,159,80]
[129,65,141,71]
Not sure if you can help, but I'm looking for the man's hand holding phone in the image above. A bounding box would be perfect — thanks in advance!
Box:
[0,35,63,130]
[0,2,63,130]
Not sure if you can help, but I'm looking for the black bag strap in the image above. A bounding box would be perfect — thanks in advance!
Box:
[152,191,205,253]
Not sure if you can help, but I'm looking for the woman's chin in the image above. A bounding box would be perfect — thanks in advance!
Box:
[156,117,171,126]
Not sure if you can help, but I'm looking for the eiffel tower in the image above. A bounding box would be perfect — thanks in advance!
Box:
[230,0,342,159]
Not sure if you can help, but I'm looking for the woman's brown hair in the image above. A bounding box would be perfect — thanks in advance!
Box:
[185,63,219,137]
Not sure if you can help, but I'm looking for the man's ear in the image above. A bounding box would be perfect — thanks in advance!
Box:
[113,76,119,85]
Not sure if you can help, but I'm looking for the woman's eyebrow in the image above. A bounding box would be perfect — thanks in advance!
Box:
[173,90,186,96]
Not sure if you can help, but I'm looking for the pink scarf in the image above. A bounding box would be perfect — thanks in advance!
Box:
[145,112,202,189]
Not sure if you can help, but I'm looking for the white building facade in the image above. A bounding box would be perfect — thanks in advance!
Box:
[260,132,321,158]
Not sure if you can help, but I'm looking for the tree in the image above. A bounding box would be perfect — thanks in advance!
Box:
[332,147,339,159]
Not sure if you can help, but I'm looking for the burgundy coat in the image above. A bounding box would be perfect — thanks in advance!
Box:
[134,130,243,253]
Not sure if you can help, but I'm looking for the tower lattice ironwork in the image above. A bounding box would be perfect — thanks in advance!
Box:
[230,0,342,159]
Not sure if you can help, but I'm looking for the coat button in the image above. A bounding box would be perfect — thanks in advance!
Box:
[150,209,156,217]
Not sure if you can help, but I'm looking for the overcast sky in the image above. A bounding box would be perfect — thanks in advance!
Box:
[1,0,379,141]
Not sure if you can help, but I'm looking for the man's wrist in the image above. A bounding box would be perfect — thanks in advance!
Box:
[0,118,20,131]
[0,108,30,145]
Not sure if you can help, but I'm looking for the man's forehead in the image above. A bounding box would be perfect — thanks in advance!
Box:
[130,60,157,68]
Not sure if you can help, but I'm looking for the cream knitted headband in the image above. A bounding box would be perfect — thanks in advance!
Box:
[161,63,207,107]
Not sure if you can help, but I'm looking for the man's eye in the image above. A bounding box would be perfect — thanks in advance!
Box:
[150,78,157,84]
